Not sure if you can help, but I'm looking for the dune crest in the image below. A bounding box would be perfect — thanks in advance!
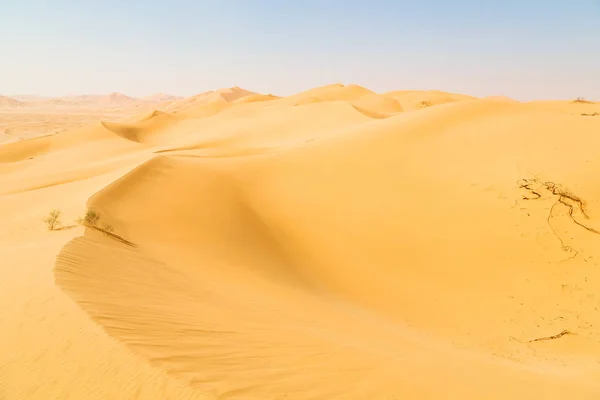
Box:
[484,95,519,102]
[384,89,478,111]
[280,83,374,106]
[161,87,257,115]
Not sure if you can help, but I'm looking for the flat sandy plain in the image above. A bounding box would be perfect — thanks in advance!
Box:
[1,85,600,399]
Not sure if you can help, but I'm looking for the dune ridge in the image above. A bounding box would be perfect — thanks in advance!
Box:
[2,84,600,399]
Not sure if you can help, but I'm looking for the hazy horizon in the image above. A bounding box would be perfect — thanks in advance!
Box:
[1,0,599,101]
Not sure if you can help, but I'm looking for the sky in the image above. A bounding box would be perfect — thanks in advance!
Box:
[0,0,599,100]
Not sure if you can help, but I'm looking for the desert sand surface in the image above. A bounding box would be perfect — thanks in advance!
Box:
[0,93,182,144]
[2,84,600,399]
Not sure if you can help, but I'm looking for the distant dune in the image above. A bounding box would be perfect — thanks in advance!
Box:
[163,86,257,114]
[141,93,183,103]
[2,84,600,399]
[277,83,374,106]
[233,93,280,103]
[0,95,27,108]
[57,92,141,106]
[483,95,519,102]
[9,95,50,103]
[41,98,77,106]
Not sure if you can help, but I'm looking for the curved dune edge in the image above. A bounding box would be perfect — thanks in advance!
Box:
[100,113,179,145]
[54,230,598,399]
[54,99,600,398]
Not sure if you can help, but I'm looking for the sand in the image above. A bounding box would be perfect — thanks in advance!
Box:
[0,93,184,143]
[2,85,600,399]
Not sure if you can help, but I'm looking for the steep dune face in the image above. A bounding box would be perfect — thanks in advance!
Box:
[53,98,600,398]
[102,99,375,151]
[0,121,146,164]
[100,111,181,144]
[349,93,403,118]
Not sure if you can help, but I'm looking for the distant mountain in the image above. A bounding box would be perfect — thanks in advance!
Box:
[0,95,27,108]
[9,95,49,103]
[94,92,140,106]
[1,89,255,110]
[141,93,183,103]
[59,92,140,106]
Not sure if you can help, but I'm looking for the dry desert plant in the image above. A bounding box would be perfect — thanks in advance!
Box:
[76,209,116,235]
[573,97,592,104]
[102,223,114,233]
[43,209,61,230]
[77,209,100,227]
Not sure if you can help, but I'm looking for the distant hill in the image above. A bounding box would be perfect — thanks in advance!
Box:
[2,90,257,109]
[59,93,141,106]
[141,93,183,103]
[0,95,27,108]
[9,95,49,103]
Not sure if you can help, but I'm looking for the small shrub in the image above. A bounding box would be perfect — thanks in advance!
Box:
[102,223,114,233]
[77,209,100,227]
[418,100,432,108]
[43,209,61,230]
[573,97,592,104]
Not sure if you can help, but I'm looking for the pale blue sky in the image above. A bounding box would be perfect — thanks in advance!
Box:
[1,0,599,100]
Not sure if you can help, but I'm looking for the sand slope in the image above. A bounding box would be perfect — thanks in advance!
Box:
[2,85,600,399]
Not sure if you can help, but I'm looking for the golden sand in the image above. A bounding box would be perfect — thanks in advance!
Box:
[1,85,600,399]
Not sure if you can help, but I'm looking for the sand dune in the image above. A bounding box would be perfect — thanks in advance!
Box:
[383,89,478,111]
[101,112,179,145]
[65,92,140,106]
[141,93,183,103]
[233,93,281,104]
[349,93,403,118]
[276,83,374,106]
[0,95,27,108]
[2,84,600,399]
[163,87,257,113]
[0,94,167,145]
